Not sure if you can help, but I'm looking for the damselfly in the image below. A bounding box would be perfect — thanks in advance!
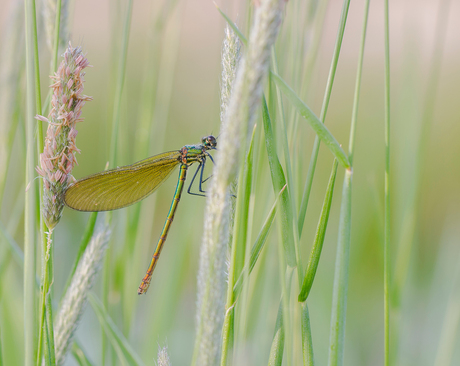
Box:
[64,135,217,294]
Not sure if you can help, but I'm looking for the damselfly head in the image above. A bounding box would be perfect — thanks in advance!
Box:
[202,135,217,149]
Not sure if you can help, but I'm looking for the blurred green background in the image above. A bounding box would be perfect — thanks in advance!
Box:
[1,0,460,365]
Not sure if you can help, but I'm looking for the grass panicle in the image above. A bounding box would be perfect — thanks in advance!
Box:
[36,44,92,230]
[193,0,285,364]
[219,23,242,366]
[54,226,111,365]
[157,346,172,366]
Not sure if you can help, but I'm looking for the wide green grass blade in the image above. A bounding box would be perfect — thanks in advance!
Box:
[261,95,296,267]
[298,159,338,302]
[88,293,145,366]
[270,73,349,169]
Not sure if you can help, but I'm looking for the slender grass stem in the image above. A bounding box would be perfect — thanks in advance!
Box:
[301,302,314,366]
[327,169,352,366]
[50,0,62,73]
[383,0,391,365]
[24,1,38,364]
[297,0,351,237]
[103,1,132,362]
[328,1,369,365]
[108,0,133,171]
[29,0,54,363]
[392,0,452,330]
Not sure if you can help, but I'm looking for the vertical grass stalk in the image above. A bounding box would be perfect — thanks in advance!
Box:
[24,0,38,364]
[327,169,352,366]
[193,0,285,364]
[103,1,132,362]
[383,0,391,365]
[219,24,242,366]
[297,0,351,237]
[35,44,92,366]
[328,1,369,364]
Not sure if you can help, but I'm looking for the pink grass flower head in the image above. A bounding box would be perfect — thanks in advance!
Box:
[36,43,92,229]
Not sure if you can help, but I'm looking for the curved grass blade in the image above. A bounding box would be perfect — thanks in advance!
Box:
[301,302,315,366]
[262,95,296,267]
[232,184,286,298]
[71,342,95,366]
[64,151,180,211]
[270,72,350,169]
[298,159,338,302]
[268,302,285,366]
[60,212,98,302]
[88,293,145,366]
[214,4,248,46]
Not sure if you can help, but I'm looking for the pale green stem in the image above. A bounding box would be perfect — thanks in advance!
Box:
[383,0,391,365]
[297,0,351,237]
[24,0,38,364]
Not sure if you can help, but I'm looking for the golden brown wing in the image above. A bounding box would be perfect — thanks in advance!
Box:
[64,151,181,211]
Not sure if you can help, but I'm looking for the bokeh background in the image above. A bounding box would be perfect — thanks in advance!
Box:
[1,0,460,365]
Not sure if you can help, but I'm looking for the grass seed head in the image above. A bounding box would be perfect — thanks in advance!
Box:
[36,43,92,229]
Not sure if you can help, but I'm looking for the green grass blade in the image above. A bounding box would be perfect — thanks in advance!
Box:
[261,95,296,267]
[108,0,133,170]
[270,50,303,287]
[0,326,3,365]
[71,343,95,366]
[103,2,133,362]
[232,184,286,298]
[0,219,25,266]
[301,303,314,366]
[60,212,98,302]
[88,293,145,366]
[298,159,338,302]
[327,169,352,366]
[433,250,460,366]
[50,0,62,74]
[268,302,284,366]
[221,124,256,366]
[270,73,349,169]
[214,4,247,46]
[296,0,351,237]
